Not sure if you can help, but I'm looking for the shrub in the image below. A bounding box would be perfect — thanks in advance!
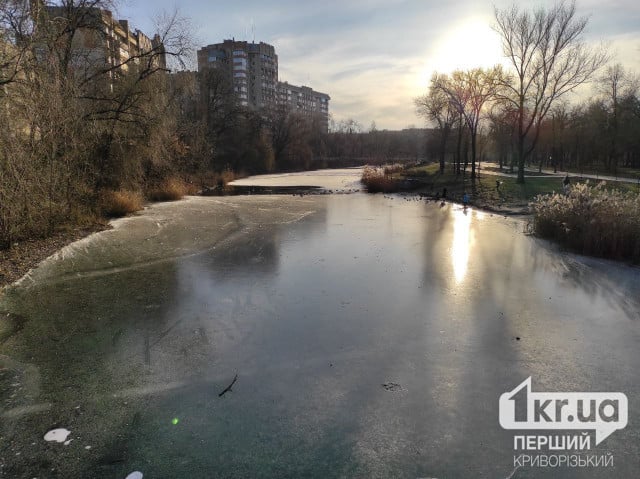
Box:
[186,169,239,191]
[99,190,144,217]
[361,166,400,193]
[383,163,405,176]
[147,177,189,202]
[220,169,237,186]
[531,181,640,262]
[182,181,200,196]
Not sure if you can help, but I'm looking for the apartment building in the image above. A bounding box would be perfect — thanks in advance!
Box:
[197,40,278,109]
[197,39,330,131]
[277,82,330,132]
[42,6,166,76]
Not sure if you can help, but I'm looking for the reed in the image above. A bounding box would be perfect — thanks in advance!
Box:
[531,181,640,262]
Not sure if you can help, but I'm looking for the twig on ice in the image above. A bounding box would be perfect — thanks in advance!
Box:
[218,373,238,397]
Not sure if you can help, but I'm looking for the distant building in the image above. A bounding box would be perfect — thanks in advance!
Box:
[196,39,330,131]
[197,40,278,109]
[277,81,330,131]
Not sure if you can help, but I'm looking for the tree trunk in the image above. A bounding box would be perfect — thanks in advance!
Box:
[455,122,463,175]
[439,127,449,174]
[516,94,526,184]
[470,130,477,180]
[517,135,525,184]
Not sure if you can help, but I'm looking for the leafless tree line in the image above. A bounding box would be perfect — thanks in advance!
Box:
[415,1,623,183]
[183,66,331,178]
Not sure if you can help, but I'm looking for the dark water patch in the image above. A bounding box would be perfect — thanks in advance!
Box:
[202,185,324,196]
[202,184,362,196]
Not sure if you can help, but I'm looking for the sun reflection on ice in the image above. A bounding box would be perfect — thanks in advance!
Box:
[451,208,473,283]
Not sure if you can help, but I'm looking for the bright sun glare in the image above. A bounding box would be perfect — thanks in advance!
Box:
[451,208,473,284]
[416,18,505,91]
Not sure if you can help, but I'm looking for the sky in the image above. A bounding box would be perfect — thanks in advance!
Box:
[117,0,640,130]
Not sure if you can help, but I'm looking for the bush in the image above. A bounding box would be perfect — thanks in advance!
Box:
[185,169,239,191]
[99,190,144,217]
[531,181,640,262]
[383,163,405,176]
[147,177,189,202]
[361,166,400,193]
[219,169,237,186]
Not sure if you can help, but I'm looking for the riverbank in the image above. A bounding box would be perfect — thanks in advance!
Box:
[364,163,640,263]
[0,223,110,289]
[362,162,640,216]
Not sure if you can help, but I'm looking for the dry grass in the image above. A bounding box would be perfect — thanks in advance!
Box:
[532,181,640,262]
[182,181,200,195]
[361,166,400,193]
[207,169,238,188]
[147,177,189,202]
[383,163,405,176]
[219,169,237,186]
[185,169,239,191]
[99,190,144,217]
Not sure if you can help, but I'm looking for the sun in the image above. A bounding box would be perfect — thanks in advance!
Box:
[413,17,506,94]
[418,17,505,87]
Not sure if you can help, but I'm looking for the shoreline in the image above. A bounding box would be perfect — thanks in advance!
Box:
[407,190,531,216]
[0,223,110,290]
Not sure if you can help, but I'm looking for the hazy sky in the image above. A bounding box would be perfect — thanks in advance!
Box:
[117,0,640,130]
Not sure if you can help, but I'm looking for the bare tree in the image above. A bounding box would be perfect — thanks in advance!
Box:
[0,0,32,86]
[434,66,503,180]
[493,0,608,183]
[268,107,315,170]
[415,72,457,174]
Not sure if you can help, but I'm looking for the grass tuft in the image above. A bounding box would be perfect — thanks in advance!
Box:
[99,190,144,217]
[147,177,189,202]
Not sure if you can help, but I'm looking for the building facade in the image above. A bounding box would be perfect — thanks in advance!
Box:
[197,39,330,131]
[277,81,330,131]
[42,6,166,76]
[197,40,278,109]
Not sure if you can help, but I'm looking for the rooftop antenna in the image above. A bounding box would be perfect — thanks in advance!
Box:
[251,19,255,43]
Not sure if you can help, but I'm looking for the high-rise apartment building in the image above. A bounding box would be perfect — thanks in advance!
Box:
[277,82,330,132]
[197,39,330,131]
[197,40,278,109]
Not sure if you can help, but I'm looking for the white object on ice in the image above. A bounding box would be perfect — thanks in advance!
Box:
[125,472,143,479]
[43,428,71,443]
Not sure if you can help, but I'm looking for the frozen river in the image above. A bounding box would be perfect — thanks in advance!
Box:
[1,169,639,478]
